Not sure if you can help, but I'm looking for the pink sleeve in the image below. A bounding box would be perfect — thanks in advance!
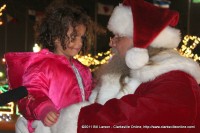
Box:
[5,51,58,121]
[18,64,57,121]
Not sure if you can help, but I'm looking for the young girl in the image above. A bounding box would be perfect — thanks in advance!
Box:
[5,4,93,133]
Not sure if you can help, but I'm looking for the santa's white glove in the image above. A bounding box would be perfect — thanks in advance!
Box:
[116,77,141,99]
[51,101,91,133]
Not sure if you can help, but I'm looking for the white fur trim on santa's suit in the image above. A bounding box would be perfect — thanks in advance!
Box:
[125,26,181,69]
[89,73,122,105]
[15,117,29,133]
[32,120,51,133]
[89,74,141,105]
[15,102,90,133]
[15,117,53,133]
[130,49,200,84]
[50,101,90,133]
[107,4,133,37]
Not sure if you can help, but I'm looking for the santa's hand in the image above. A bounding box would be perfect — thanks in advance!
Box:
[116,78,141,99]
[51,101,91,133]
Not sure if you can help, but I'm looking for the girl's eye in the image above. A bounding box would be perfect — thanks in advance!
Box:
[71,35,76,41]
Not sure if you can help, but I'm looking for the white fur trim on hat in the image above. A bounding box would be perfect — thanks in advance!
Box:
[125,48,149,69]
[107,4,133,37]
[151,26,181,48]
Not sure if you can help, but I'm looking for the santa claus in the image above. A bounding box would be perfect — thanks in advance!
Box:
[16,0,200,133]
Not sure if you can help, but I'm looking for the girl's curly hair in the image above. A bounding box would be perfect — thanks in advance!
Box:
[35,4,94,53]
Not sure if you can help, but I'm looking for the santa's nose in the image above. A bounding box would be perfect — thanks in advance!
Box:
[109,37,116,47]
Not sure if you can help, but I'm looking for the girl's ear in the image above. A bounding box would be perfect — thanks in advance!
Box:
[54,38,61,46]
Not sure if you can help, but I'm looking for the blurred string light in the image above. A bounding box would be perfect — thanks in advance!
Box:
[178,35,200,62]
[33,44,112,71]
[0,72,4,78]
[0,84,14,121]
[0,58,6,79]
[0,4,6,13]
[32,43,41,52]
[74,51,112,71]
[0,104,13,122]
[2,57,5,64]
[0,4,6,26]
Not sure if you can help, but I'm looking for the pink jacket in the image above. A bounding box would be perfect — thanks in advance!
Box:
[5,49,92,121]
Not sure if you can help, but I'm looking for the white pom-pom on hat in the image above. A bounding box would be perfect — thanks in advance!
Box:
[125,48,149,69]
[125,26,181,69]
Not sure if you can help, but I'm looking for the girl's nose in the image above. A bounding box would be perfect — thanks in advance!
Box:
[74,37,83,47]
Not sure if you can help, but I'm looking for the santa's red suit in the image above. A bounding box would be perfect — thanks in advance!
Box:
[76,50,200,133]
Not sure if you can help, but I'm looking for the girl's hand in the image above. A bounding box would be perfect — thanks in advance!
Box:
[43,111,60,127]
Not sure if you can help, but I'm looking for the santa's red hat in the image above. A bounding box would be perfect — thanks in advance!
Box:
[107,0,181,69]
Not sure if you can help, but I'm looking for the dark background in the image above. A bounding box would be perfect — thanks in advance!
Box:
[0,0,121,57]
[1,0,200,56]
[0,0,200,74]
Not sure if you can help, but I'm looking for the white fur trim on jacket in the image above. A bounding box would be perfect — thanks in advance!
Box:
[131,50,200,83]
[107,4,133,37]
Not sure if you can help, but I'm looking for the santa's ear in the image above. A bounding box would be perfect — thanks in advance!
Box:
[51,102,91,133]
[54,38,61,45]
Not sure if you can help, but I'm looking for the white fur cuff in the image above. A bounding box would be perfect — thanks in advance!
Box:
[51,101,91,133]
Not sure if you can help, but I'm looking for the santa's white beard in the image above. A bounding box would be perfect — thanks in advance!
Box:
[89,50,130,104]
[95,49,129,80]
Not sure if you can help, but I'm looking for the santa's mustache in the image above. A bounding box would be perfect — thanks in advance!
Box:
[94,49,130,80]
